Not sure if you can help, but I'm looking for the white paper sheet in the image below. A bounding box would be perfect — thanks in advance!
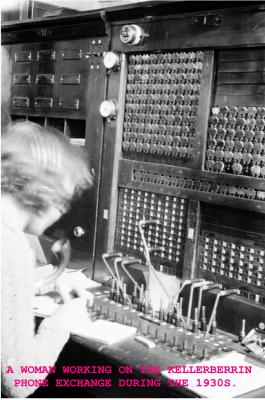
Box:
[71,319,136,345]
[161,351,265,398]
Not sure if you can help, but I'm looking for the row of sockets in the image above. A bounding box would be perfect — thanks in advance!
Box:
[118,237,183,252]
[131,170,265,200]
[208,127,265,141]
[127,72,201,88]
[124,112,198,125]
[201,256,264,269]
[125,95,200,110]
[205,160,265,177]
[127,71,202,83]
[120,198,186,209]
[118,215,186,229]
[207,140,265,153]
[211,106,265,118]
[125,100,198,115]
[202,237,264,253]
[124,126,197,137]
[129,52,204,64]
[123,132,196,144]
[201,261,264,273]
[209,118,265,130]
[121,189,186,203]
[119,226,185,237]
[201,246,264,258]
[201,266,263,286]
[123,141,195,156]
[127,71,201,85]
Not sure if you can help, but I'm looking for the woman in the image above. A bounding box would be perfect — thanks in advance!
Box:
[1,121,93,397]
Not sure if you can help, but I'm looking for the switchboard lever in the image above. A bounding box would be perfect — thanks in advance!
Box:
[186,280,206,328]
[167,310,173,324]
[192,307,199,334]
[122,284,128,306]
[175,315,181,328]
[173,336,178,348]
[239,319,246,342]
[102,252,122,260]
[143,290,149,314]
[114,257,132,307]
[137,285,144,311]
[137,320,142,334]
[210,311,217,335]
[176,298,186,330]
[159,298,164,321]
[113,279,119,302]
[179,297,183,314]
[102,253,123,297]
[121,258,142,292]
[205,288,238,338]
[192,344,198,356]
[197,282,220,319]
[146,324,151,337]
[201,347,209,360]
[36,238,71,291]
[106,308,111,320]
[182,340,188,352]
[109,278,115,300]
[201,306,207,332]
[174,278,204,305]
[174,302,181,327]
[131,284,138,305]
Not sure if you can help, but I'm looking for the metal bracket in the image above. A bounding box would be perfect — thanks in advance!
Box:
[193,14,223,27]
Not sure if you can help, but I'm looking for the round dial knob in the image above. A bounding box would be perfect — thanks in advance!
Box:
[120,24,145,45]
[103,52,120,70]
[99,100,117,118]
[73,226,85,238]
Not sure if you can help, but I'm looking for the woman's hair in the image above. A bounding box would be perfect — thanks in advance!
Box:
[1,121,93,213]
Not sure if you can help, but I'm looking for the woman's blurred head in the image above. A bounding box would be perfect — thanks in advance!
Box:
[2,121,93,234]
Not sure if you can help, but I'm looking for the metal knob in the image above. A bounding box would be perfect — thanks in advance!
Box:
[103,51,120,70]
[99,100,118,119]
[73,226,85,237]
[120,24,146,45]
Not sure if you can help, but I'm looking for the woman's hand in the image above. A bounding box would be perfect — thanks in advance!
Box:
[51,297,92,332]
[54,273,94,305]
[35,266,94,305]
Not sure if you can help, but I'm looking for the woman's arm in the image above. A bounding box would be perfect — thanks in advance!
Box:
[1,227,70,398]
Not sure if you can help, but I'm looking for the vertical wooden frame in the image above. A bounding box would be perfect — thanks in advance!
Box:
[194,50,215,170]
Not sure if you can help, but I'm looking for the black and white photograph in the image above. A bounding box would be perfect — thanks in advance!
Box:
[1,0,265,398]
